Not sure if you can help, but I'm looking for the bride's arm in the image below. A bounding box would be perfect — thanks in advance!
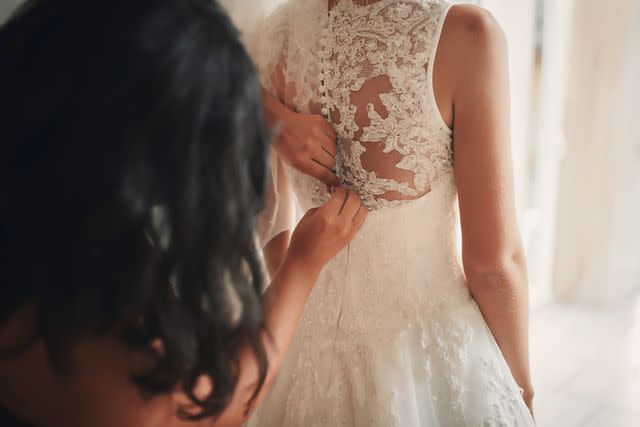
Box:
[441,6,534,411]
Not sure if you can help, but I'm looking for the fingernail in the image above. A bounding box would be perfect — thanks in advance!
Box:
[193,375,213,400]
[151,338,165,356]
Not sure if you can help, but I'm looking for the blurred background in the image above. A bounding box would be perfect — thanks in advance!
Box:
[460,1,640,425]
[3,0,638,425]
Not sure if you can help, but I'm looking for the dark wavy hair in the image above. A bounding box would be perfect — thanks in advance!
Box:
[0,0,269,420]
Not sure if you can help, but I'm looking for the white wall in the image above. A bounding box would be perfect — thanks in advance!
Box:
[524,0,575,308]
[479,0,640,308]
[552,0,640,306]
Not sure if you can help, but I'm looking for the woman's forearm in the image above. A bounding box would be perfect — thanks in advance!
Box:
[261,87,289,130]
[260,254,318,377]
[217,187,366,426]
[465,255,533,400]
[216,254,318,426]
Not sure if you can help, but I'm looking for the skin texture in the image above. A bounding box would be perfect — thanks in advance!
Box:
[438,5,535,415]
[0,188,367,427]
[220,187,367,426]
[262,1,534,418]
[262,89,339,187]
[263,230,292,280]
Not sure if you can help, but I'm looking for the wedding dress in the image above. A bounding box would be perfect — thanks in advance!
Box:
[248,1,536,425]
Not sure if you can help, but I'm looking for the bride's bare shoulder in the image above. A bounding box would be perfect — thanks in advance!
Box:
[435,4,508,99]
[441,3,506,59]
[442,4,505,42]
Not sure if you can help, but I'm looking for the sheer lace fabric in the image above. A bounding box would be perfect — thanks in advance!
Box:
[323,0,454,208]
[252,0,454,211]
[249,1,535,426]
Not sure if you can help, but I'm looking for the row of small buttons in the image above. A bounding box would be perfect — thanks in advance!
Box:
[319,27,330,118]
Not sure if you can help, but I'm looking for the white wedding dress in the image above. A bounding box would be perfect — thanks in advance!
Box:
[249,1,536,425]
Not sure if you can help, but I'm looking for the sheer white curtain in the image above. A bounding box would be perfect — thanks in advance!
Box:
[553,0,640,306]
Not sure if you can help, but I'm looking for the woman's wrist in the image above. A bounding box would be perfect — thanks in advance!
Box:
[261,87,290,129]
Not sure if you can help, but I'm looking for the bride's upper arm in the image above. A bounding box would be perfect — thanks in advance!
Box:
[443,6,525,275]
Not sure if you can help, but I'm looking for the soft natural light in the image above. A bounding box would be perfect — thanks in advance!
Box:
[1,0,638,426]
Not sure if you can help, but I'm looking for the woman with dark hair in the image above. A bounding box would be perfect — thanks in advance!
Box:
[0,0,367,426]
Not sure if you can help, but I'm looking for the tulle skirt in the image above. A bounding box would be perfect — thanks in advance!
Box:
[250,182,535,427]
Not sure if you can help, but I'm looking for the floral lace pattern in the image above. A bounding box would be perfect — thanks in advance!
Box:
[313,0,454,210]
[251,180,534,427]
[250,1,535,426]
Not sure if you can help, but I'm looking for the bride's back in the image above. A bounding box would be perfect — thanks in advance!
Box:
[256,0,454,211]
[248,4,537,426]
[252,0,466,315]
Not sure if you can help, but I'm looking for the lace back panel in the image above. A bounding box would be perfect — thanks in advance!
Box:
[322,0,453,211]
[264,0,454,211]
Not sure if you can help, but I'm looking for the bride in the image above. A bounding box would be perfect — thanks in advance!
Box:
[247,0,536,425]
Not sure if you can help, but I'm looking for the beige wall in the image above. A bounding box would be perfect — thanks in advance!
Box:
[482,0,640,307]
[553,0,640,305]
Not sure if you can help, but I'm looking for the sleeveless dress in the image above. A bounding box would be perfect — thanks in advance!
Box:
[251,1,535,425]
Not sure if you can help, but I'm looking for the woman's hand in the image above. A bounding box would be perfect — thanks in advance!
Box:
[261,88,339,186]
[286,187,368,278]
[211,187,367,426]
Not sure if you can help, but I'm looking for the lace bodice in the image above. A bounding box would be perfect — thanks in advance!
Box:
[249,3,536,426]
[263,0,454,211]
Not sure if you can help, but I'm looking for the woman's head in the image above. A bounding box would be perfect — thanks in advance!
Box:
[1,0,268,420]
